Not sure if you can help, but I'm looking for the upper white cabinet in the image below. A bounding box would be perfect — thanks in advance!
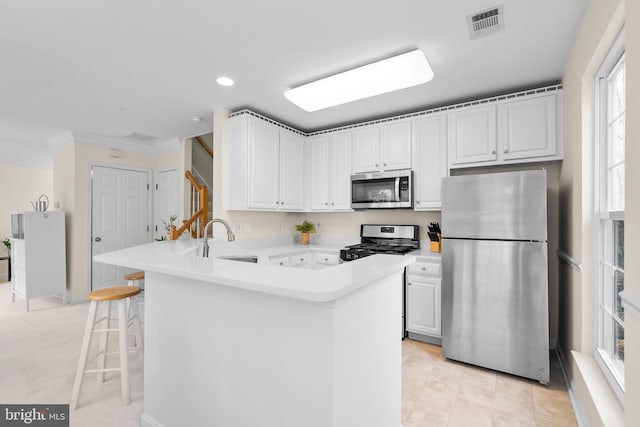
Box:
[309,132,352,211]
[448,92,562,168]
[500,94,557,161]
[278,129,305,210]
[228,114,304,211]
[448,104,497,166]
[352,121,412,173]
[412,114,447,210]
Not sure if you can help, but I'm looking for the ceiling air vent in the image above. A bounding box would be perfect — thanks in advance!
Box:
[467,5,504,40]
[124,132,157,143]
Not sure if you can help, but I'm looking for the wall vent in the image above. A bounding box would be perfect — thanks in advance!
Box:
[124,132,157,143]
[467,5,504,40]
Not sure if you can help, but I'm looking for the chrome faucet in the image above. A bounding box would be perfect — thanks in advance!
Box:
[202,218,236,257]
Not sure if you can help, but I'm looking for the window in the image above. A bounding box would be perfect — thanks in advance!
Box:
[595,31,625,402]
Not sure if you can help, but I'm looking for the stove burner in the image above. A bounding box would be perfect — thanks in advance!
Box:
[340,224,420,262]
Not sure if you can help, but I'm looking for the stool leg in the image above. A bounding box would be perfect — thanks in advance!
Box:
[117,299,130,405]
[71,300,99,411]
[130,295,144,352]
[96,301,111,384]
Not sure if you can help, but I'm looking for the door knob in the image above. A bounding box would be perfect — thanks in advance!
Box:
[94,237,102,242]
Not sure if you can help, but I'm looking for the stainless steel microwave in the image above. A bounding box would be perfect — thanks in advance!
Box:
[351,170,413,209]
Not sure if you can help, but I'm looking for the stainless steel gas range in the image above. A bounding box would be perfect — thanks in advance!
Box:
[340,224,420,338]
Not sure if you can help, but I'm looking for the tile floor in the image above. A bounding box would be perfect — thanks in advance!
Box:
[1,283,577,427]
[402,339,578,426]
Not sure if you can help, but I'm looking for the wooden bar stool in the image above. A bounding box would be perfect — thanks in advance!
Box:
[71,286,144,410]
[124,271,145,326]
[124,271,144,289]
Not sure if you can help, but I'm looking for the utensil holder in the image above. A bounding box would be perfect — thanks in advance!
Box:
[429,236,441,253]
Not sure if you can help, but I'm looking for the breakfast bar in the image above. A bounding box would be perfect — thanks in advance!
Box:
[95,240,414,427]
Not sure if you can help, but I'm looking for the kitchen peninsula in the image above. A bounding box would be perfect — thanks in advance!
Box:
[95,239,414,427]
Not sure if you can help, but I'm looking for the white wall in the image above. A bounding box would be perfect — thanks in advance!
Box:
[559,0,640,425]
[0,165,53,278]
[53,140,182,302]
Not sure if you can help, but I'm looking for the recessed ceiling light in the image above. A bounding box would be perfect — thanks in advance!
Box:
[216,76,235,87]
[284,49,434,112]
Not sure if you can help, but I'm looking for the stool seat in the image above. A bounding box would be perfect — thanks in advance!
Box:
[88,286,141,301]
[124,271,144,281]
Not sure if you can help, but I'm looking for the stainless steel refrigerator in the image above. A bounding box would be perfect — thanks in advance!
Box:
[441,169,549,383]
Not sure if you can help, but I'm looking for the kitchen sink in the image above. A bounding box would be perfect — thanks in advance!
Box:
[216,255,258,263]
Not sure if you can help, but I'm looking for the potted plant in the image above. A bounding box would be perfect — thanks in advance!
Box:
[156,215,178,241]
[295,220,316,245]
[2,237,10,255]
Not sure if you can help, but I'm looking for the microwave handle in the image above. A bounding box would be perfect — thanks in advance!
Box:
[395,177,400,202]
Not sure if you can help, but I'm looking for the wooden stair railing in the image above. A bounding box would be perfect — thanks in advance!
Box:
[194,135,213,158]
[169,171,209,240]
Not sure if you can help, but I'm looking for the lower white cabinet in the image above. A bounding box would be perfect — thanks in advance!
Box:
[406,257,441,341]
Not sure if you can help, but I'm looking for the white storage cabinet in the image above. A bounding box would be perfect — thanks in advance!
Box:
[352,120,412,174]
[412,114,448,210]
[228,113,304,211]
[448,91,562,168]
[308,131,352,211]
[10,211,67,311]
[405,256,442,343]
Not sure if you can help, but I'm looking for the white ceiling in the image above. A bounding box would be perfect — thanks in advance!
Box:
[0,0,587,167]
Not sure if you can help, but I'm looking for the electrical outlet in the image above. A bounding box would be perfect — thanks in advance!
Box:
[277,223,283,232]
[233,223,242,232]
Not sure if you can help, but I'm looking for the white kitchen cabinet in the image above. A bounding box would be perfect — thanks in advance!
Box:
[309,132,352,211]
[10,211,67,311]
[448,104,497,166]
[247,117,280,209]
[352,121,411,173]
[269,254,291,267]
[228,113,304,211]
[500,94,558,161]
[448,92,562,168]
[278,129,305,210]
[406,277,441,338]
[412,114,447,210]
[405,257,441,342]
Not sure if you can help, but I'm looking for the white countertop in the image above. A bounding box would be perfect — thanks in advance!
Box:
[94,239,415,303]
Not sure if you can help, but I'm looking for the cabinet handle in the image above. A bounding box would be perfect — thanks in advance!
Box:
[331,202,334,206]
[421,267,426,271]
[504,149,509,153]
[416,200,420,203]
[324,257,329,261]
[491,150,496,155]
[407,282,412,286]
[325,202,328,206]
[94,237,102,242]
[279,262,284,266]
[375,163,379,167]
[383,163,387,167]
[300,258,304,261]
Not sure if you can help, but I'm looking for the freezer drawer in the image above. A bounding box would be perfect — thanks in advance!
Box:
[442,238,549,383]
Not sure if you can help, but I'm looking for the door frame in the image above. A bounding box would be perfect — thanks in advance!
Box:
[153,166,179,240]
[87,163,152,293]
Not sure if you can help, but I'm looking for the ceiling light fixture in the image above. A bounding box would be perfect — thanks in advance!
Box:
[284,49,434,112]
[216,76,235,87]
[192,116,203,124]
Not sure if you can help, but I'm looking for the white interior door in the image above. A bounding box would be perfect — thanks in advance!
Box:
[92,166,150,290]
[154,168,179,240]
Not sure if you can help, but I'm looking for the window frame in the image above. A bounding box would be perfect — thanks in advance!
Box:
[594,29,625,404]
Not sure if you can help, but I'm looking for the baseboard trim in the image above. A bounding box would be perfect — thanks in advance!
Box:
[406,332,442,346]
[556,346,588,427]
